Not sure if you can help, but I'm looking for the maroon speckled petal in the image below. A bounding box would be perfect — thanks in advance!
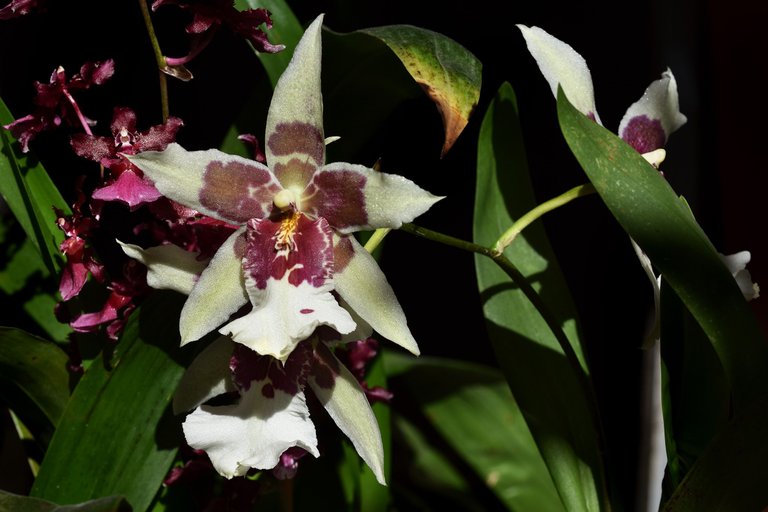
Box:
[301,168,367,231]
[199,159,282,223]
[242,213,333,290]
[620,115,666,154]
[135,116,184,152]
[267,122,324,170]
[71,133,115,161]
[110,107,138,135]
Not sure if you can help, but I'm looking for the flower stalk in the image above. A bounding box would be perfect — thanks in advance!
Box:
[138,0,169,121]
[494,182,596,253]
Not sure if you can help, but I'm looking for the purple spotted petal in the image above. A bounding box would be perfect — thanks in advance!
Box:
[264,15,325,173]
[301,163,443,233]
[183,382,319,479]
[129,143,283,224]
[220,213,355,361]
[308,342,385,485]
[618,69,687,153]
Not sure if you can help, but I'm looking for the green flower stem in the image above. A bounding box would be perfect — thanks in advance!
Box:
[363,227,392,253]
[138,0,169,121]
[399,221,608,497]
[494,183,596,253]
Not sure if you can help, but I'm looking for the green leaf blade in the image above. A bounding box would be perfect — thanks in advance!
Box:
[360,25,481,156]
[0,98,69,275]
[474,83,604,512]
[31,292,188,511]
[0,327,70,448]
[556,88,768,411]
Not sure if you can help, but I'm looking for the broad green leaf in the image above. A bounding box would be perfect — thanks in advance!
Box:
[387,352,565,512]
[0,327,69,448]
[556,88,768,412]
[0,491,130,512]
[237,0,303,86]
[32,291,188,511]
[474,83,604,511]
[0,98,69,275]
[659,282,729,491]
[360,25,482,156]
[662,395,768,511]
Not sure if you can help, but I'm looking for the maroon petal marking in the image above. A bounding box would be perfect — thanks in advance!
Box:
[110,107,138,135]
[267,122,324,167]
[242,212,334,290]
[310,342,341,390]
[620,115,666,154]
[230,342,314,397]
[332,235,354,274]
[199,159,282,223]
[302,168,368,230]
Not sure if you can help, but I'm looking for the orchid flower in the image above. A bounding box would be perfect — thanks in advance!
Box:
[124,14,442,362]
[171,335,387,483]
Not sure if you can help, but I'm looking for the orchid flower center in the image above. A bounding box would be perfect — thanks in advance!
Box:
[273,188,297,211]
[274,210,301,255]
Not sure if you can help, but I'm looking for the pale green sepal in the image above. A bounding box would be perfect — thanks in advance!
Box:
[265,14,325,170]
[173,336,236,414]
[517,25,600,123]
[308,344,386,485]
[128,143,277,225]
[118,240,208,295]
[180,227,248,345]
[314,162,444,234]
[333,235,419,355]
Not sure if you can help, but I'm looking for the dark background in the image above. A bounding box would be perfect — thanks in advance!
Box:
[1,0,766,508]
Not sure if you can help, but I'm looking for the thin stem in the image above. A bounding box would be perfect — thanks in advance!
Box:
[494,183,596,253]
[363,228,392,254]
[138,0,169,121]
[61,89,93,135]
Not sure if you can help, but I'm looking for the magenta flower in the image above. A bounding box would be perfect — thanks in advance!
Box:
[4,60,115,152]
[0,0,45,20]
[71,107,183,209]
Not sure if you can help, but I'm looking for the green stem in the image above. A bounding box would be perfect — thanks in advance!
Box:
[494,183,596,253]
[363,228,391,254]
[138,0,169,121]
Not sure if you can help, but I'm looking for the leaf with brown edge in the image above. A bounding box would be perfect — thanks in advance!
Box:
[360,25,482,157]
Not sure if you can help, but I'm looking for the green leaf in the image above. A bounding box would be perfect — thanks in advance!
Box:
[359,353,390,511]
[556,88,768,412]
[0,327,70,448]
[474,83,605,511]
[662,395,768,511]
[0,98,69,275]
[659,282,729,490]
[360,25,482,156]
[0,491,131,512]
[387,352,565,512]
[32,291,188,511]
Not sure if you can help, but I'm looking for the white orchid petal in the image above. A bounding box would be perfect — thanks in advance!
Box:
[173,336,236,414]
[619,69,687,153]
[720,251,760,301]
[334,236,419,355]
[309,344,385,485]
[180,227,248,345]
[183,385,319,479]
[517,25,600,123]
[118,240,207,295]
[221,278,355,362]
